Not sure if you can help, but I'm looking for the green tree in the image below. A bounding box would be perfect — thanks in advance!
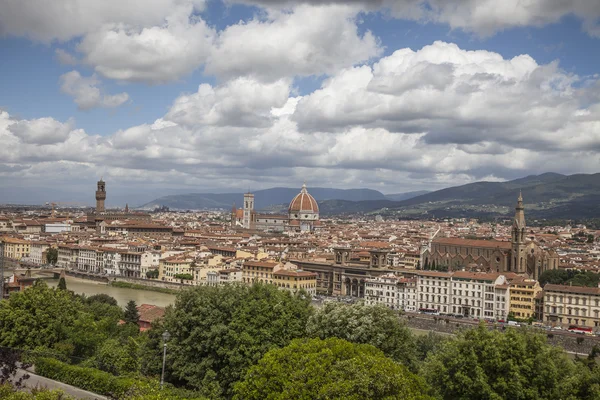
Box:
[174,273,193,281]
[306,302,416,367]
[415,331,448,362]
[85,294,118,307]
[539,269,569,286]
[0,281,117,359]
[56,277,67,291]
[45,248,58,265]
[124,300,140,325]
[233,337,432,400]
[146,270,159,279]
[142,284,313,398]
[423,323,593,399]
[91,337,141,375]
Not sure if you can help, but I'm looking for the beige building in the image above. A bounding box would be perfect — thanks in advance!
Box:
[242,260,281,284]
[273,269,317,296]
[159,256,194,283]
[29,241,50,265]
[509,278,541,320]
[544,284,600,329]
[1,236,31,260]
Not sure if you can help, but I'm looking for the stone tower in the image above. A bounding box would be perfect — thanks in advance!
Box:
[511,191,527,273]
[96,178,106,212]
[243,193,254,229]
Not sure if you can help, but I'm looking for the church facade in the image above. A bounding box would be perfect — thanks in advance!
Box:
[231,184,321,233]
[421,194,559,280]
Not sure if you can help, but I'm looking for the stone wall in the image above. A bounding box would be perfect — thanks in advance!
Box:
[402,315,600,355]
[112,276,185,290]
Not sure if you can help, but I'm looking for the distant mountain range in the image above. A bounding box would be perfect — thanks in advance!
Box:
[140,187,418,210]
[318,172,600,219]
[140,172,600,219]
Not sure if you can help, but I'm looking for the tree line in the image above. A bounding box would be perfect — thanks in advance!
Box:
[1,281,600,399]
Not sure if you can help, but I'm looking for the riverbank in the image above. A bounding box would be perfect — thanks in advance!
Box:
[110,281,180,295]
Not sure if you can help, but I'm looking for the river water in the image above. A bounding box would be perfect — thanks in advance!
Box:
[46,276,177,308]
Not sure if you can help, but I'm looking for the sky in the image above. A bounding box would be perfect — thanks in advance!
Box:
[1,0,600,206]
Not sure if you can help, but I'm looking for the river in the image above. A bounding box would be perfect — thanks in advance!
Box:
[46,276,177,308]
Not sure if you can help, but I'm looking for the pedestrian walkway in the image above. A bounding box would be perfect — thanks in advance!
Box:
[15,369,107,400]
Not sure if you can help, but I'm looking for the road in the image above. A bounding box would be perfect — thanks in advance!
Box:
[15,369,107,400]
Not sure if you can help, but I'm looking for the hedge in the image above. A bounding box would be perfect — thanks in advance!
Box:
[35,358,137,398]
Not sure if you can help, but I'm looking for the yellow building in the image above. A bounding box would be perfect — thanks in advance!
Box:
[1,236,31,260]
[273,270,317,296]
[159,256,194,283]
[509,278,541,319]
[242,260,281,284]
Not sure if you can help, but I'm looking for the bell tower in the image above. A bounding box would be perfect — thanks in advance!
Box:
[511,191,526,273]
[96,178,106,212]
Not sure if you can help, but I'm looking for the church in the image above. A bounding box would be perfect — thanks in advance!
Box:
[421,193,559,280]
[231,183,321,233]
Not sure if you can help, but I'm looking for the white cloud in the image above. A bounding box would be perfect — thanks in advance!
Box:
[0,0,206,42]
[230,0,600,37]
[77,5,215,83]
[59,70,129,110]
[205,4,382,82]
[165,77,291,128]
[2,41,600,194]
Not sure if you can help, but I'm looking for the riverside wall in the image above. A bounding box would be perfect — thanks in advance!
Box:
[403,314,600,355]
[111,276,185,290]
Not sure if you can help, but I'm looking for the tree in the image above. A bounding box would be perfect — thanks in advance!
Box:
[233,338,432,400]
[415,332,448,362]
[45,248,58,265]
[173,273,193,281]
[146,270,159,279]
[85,294,118,307]
[306,302,416,368]
[0,281,118,359]
[423,323,594,399]
[124,300,140,325]
[141,284,313,398]
[56,277,67,291]
[0,347,30,389]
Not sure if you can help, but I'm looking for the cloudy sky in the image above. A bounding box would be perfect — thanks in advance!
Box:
[1,0,600,205]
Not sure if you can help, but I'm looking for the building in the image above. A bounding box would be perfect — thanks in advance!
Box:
[242,260,281,284]
[417,271,453,314]
[1,237,31,260]
[509,278,542,320]
[421,194,559,280]
[543,284,600,330]
[365,273,402,309]
[87,179,151,229]
[272,269,317,296]
[159,256,194,283]
[57,244,77,269]
[136,304,165,332]
[29,241,50,265]
[232,184,321,233]
[77,247,99,273]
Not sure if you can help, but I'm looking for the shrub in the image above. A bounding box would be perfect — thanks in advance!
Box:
[577,336,585,345]
[35,358,136,398]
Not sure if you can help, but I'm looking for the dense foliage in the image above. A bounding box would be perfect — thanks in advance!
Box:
[306,302,416,367]
[539,269,600,288]
[0,281,122,359]
[0,383,73,399]
[143,283,313,398]
[124,300,140,325]
[45,248,58,265]
[423,324,600,399]
[234,337,432,400]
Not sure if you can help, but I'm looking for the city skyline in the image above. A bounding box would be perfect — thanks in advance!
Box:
[2,0,600,199]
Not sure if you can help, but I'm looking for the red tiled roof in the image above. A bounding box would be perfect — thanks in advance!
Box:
[433,237,512,249]
[137,304,165,323]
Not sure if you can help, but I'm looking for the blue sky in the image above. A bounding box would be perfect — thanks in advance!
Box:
[1,0,600,205]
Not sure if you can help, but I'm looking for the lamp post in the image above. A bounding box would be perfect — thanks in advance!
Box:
[160,330,171,390]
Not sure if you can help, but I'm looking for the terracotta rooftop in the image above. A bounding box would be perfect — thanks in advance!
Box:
[433,237,512,249]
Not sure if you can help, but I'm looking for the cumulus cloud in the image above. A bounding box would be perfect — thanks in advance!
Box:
[231,0,600,37]
[77,5,215,83]
[2,41,600,193]
[0,0,206,42]
[165,77,291,128]
[59,71,129,110]
[205,4,382,82]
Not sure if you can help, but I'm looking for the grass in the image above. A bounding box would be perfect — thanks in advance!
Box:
[110,280,180,295]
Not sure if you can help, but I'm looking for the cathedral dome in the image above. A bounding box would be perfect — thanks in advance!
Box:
[288,183,319,214]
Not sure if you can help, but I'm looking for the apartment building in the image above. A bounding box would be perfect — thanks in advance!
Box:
[417,271,452,314]
[273,269,318,296]
[242,260,281,284]
[399,277,417,312]
[159,256,194,283]
[450,272,509,319]
[1,236,31,260]
[77,247,99,273]
[29,241,50,265]
[119,252,142,278]
[365,274,402,309]
[57,244,77,269]
[509,278,541,320]
[543,284,600,329]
